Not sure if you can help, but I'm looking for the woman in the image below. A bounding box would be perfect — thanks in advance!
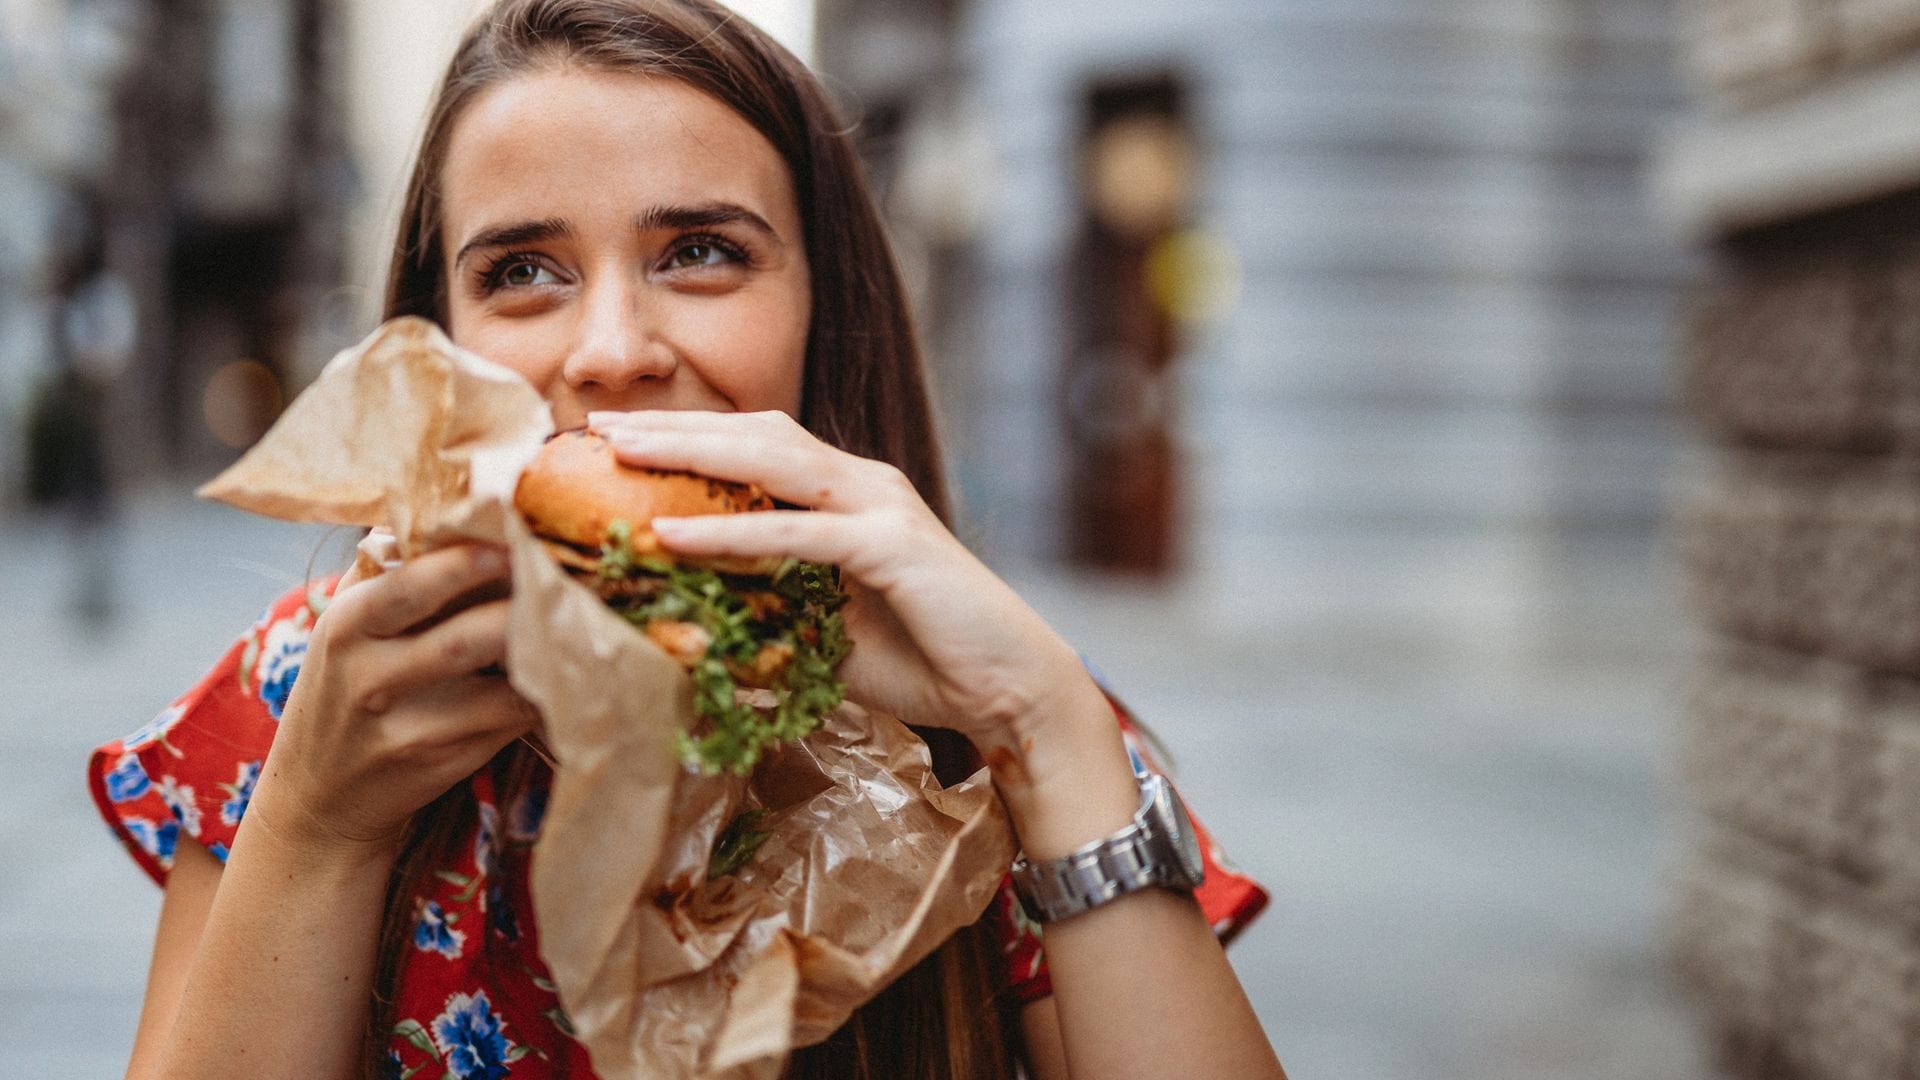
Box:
[91,2,1286,1077]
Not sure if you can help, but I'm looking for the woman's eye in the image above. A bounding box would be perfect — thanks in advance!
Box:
[498,259,557,287]
[667,239,742,270]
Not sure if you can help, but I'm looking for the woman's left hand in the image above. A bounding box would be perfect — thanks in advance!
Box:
[587,409,1103,755]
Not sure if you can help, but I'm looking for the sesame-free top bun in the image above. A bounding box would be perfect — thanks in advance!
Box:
[514,430,780,576]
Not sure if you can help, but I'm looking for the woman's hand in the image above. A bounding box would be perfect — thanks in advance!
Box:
[588,410,1141,848]
[245,543,534,862]
[588,410,1085,735]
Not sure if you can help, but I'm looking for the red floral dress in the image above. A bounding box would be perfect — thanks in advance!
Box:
[90,580,1267,1077]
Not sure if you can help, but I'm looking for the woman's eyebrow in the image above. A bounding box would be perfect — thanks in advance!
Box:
[635,202,781,243]
[452,217,574,269]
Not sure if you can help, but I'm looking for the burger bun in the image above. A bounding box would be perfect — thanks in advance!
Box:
[514,429,782,577]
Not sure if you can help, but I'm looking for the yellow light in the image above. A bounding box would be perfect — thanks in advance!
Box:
[1144,228,1242,323]
[202,359,284,449]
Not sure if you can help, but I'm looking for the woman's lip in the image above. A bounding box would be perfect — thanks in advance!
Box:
[547,424,588,441]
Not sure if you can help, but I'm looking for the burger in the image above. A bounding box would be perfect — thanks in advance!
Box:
[514,429,850,775]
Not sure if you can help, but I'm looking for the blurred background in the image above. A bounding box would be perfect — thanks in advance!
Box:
[10,0,1903,1077]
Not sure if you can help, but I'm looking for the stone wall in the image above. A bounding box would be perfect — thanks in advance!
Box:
[1689,0,1920,103]
[1673,32,1920,1072]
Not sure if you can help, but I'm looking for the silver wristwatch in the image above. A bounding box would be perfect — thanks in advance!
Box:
[1009,770,1206,923]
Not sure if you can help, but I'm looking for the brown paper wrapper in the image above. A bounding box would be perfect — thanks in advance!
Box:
[201,317,1017,1078]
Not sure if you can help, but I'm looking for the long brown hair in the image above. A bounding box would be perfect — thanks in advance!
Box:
[370,2,1016,1076]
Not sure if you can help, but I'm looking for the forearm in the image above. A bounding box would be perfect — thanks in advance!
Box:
[1035,887,1285,1079]
[990,677,1286,1080]
[146,802,396,1080]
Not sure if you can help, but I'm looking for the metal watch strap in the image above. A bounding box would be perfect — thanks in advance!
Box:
[1009,771,1203,923]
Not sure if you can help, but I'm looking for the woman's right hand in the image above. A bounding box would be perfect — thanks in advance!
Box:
[244,542,533,861]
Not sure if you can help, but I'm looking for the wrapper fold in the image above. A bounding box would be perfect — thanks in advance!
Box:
[199,317,1017,1078]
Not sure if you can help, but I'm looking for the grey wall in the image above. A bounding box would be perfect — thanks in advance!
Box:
[948,0,1688,629]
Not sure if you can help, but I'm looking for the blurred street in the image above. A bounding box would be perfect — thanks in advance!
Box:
[2,471,1708,1080]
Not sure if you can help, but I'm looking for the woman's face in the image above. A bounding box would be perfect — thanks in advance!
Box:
[439,69,811,430]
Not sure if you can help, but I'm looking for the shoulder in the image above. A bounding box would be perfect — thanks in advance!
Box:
[87,577,341,883]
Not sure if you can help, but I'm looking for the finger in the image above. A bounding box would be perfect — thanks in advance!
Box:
[381,676,539,780]
[651,509,900,576]
[407,673,539,746]
[386,598,511,690]
[351,545,509,639]
[587,409,739,434]
[589,407,805,442]
[599,415,901,512]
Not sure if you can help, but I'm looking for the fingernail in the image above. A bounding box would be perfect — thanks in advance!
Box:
[475,548,507,575]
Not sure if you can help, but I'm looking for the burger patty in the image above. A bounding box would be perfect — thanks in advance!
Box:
[535,542,803,690]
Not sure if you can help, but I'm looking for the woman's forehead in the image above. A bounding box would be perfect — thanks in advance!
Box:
[440,69,799,243]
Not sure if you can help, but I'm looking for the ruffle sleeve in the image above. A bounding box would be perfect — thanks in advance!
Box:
[993,691,1271,1005]
[87,578,336,884]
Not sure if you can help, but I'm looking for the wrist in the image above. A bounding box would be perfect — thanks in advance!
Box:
[978,673,1141,861]
[240,781,407,877]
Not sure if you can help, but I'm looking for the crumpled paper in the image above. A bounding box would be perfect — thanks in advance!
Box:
[200,317,1017,1079]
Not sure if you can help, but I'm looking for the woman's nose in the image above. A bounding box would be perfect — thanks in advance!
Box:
[560,279,677,391]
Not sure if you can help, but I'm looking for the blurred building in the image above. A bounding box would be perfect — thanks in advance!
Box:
[0,0,829,502]
[0,0,356,495]
[818,1,1686,629]
[1658,4,1920,1078]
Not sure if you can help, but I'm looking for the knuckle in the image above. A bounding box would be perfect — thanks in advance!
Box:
[351,683,394,716]
[307,612,344,652]
[484,688,538,732]
[869,504,918,539]
[387,734,439,771]
[513,696,542,727]
[426,548,477,588]
[866,460,914,496]
[765,510,802,540]
[365,576,418,623]
[319,587,368,634]
[405,545,465,587]
[440,632,481,670]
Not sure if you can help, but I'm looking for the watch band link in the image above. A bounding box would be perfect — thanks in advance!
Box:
[1009,771,1202,923]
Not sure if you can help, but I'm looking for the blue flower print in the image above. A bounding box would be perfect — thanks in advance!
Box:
[106,752,151,803]
[124,817,179,861]
[487,882,519,942]
[254,616,310,720]
[475,802,499,880]
[155,775,201,836]
[507,786,546,843]
[123,704,184,751]
[219,761,261,827]
[430,991,519,1080]
[414,900,466,960]
[380,1046,426,1080]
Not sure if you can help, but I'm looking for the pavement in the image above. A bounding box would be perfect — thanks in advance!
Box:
[0,481,1709,1079]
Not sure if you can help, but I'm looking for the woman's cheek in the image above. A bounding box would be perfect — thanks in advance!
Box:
[454,319,563,392]
[685,298,808,413]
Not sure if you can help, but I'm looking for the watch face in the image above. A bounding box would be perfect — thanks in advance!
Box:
[1159,780,1207,887]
